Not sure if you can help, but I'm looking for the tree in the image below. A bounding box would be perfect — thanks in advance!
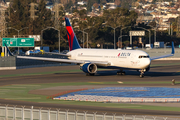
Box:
[87,0,100,12]
[34,0,53,45]
[79,9,87,19]
[102,8,138,47]
[64,0,73,13]
[115,0,121,6]
[103,8,137,27]
[148,21,157,27]
[121,1,130,9]
[152,0,156,4]
[7,0,31,36]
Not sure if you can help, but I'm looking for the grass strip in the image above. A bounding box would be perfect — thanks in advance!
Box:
[0,69,82,78]
[1,82,180,112]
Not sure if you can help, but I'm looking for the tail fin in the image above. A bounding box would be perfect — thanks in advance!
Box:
[65,17,81,51]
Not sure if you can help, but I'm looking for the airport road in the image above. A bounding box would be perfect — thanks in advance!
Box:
[0,60,180,116]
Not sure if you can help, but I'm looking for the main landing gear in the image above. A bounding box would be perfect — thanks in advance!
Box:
[86,73,95,76]
[117,70,125,75]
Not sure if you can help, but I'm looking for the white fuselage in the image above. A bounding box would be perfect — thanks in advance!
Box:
[67,48,151,70]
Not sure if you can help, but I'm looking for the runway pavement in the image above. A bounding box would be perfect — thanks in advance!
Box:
[0,60,180,116]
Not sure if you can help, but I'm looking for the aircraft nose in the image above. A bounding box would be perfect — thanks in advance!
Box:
[145,58,151,67]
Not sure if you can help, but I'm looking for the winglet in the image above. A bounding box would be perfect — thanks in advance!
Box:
[171,41,175,54]
[4,43,14,56]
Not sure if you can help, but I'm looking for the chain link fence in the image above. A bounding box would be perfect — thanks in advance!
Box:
[0,105,179,120]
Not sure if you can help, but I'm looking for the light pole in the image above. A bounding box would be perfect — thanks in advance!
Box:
[8,27,29,54]
[147,25,157,45]
[17,27,29,38]
[83,26,94,48]
[74,29,88,48]
[86,33,88,48]
[7,27,19,36]
[41,27,60,53]
[134,26,151,45]
[105,25,121,49]
[120,26,132,47]
[118,35,128,48]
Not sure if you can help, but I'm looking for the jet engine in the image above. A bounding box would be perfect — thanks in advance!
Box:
[80,63,97,74]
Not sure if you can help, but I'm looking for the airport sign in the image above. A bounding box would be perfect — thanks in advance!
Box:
[2,38,34,47]
[129,31,145,36]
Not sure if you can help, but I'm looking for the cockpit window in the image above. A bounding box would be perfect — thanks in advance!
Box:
[138,56,149,58]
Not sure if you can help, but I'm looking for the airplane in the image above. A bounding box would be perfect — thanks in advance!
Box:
[5,17,175,78]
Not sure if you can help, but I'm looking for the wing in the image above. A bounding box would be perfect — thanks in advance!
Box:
[150,42,175,60]
[17,56,110,66]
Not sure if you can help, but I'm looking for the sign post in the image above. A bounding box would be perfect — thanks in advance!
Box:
[129,31,145,48]
[2,38,34,56]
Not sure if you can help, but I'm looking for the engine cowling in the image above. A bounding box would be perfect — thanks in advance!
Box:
[80,63,97,74]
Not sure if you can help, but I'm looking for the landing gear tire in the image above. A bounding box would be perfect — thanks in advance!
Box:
[140,74,144,78]
[117,71,125,75]
[86,73,95,76]
[121,72,125,75]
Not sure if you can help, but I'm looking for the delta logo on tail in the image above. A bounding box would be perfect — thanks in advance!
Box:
[65,18,81,51]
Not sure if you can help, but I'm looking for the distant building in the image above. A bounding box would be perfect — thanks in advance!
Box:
[136,13,154,24]
[77,6,87,11]
[46,2,53,10]
[105,2,117,10]
[60,0,76,5]
[77,1,87,6]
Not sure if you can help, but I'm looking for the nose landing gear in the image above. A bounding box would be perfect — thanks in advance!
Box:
[139,69,146,78]
[140,74,144,78]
